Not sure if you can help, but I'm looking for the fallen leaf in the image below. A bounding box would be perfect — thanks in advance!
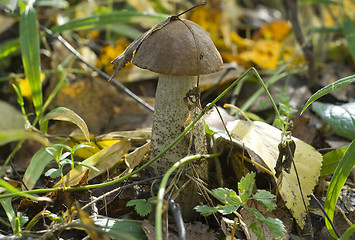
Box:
[43,107,90,142]
[213,120,322,228]
[125,142,150,171]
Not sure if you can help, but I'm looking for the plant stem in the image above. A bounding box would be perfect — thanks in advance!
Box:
[155,153,221,240]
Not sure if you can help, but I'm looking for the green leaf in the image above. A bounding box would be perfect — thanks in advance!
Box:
[50,11,168,33]
[301,75,355,114]
[45,168,62,178]
[252,190,276,211]
[42,107,90,141]
[23,146,58,190]
[238,172,256,203]
[0,39,20,59]
[75,162,99,172]
[20,2,43,119]
[0,197,16,233]
[321,145,350,176]
[249,221,265,240]
[95,216,146,240]
[126,199,152,217]
[211,188,241,205]
[249,208,286,238]
[340,224,355,240]
[312,102,355,140]
[342,14,355,64]
[260,216,286,238]
[194,205,218,216]
[325,139,355,238]
[216,204,239,215]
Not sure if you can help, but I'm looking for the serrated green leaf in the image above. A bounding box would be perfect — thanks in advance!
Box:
[249,208,286,238]
[325,139,355,238]
[312,102,355,140]
[321,145,350,176]
[301,75,355,114]
[135,203,152,217]
[260,216,286,238]
[238,172,256,203]
[20,2,42,119]
[252,190,276,211]
[126,199,152,217]
[194,205,218,217]
[126,199,145,207]
[249,221,265,240]
[211,188,241,205]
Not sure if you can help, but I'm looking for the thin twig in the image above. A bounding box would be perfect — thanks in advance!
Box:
[309,194,341,238]
[40,25,154,112]
[283,0,317,91]
[287,143,314,239]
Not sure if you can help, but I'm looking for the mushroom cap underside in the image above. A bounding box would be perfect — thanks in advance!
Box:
[132,18,223,76]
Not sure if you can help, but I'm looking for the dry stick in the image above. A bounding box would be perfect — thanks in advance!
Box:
[40,25,154,112]
[283,0,317,90]
[309,194,341,238]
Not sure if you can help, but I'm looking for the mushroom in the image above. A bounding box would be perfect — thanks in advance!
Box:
[111,14,222,195]
[111,15,222,218]
[131,18,223,175]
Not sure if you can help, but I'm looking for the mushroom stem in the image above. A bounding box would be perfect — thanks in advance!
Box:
[150,74,206,175]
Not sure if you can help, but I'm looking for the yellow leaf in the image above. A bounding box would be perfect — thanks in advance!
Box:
[16,72,45,99]
[254,20,291,41]
[125,142,150,171]
[226,120,322,228]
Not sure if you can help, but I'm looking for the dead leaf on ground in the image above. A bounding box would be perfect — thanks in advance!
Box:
[218,120,323,228]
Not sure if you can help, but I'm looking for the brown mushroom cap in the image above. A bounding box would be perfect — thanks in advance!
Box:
[132,18,223,76]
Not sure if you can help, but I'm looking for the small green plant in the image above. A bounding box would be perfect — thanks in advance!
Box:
[126,196,157,217]
[195,172,286,239]
[45,143,98,188]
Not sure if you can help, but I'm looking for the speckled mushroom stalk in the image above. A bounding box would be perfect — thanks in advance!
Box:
[150,74,199,175]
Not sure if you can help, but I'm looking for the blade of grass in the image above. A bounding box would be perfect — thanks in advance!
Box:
[301,74,355,114]
[342,14,355,64]
[19,1,43,119]
[0,39,20,59]
[325,139,355,238]
[50,11,168,33]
